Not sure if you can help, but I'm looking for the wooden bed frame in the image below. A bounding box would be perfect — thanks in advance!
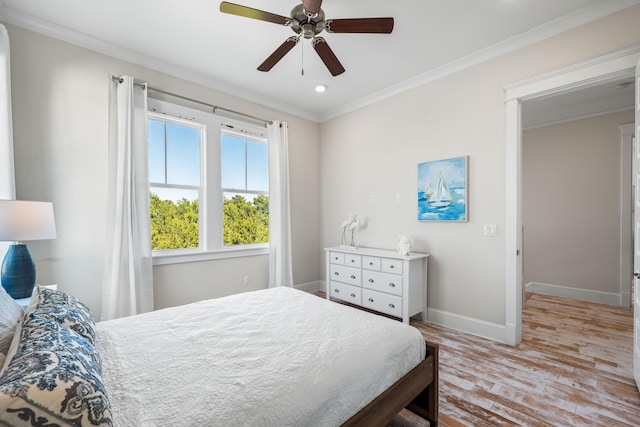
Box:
[342,340,439,427]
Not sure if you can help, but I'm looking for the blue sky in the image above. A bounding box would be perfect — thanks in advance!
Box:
[418,156,467,192]
[148,119,268,203]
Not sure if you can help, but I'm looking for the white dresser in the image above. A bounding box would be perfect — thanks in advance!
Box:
[325,246,429,324]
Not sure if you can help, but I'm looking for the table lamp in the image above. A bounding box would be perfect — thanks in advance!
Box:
[0,200,57,299]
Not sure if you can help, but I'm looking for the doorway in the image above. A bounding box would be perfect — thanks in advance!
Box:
[504,46,640,346]
[521,87,634,307]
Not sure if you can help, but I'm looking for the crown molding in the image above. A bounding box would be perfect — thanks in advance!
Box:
[1,0,637,124]
[522,105,634,130]
[0,5,322,123]
[319,0,640,122]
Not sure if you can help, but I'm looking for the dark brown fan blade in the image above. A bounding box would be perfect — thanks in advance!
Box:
[303,0,322,15]
[325,18,394,34]
[220,2,289,25]
[258,37,299,72]
[312,37,345,76]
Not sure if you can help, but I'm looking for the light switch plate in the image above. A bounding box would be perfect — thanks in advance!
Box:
[484,225,497,236]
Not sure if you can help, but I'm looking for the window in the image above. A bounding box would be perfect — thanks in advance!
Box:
[221,132,269,246]
[148,115,202,251]
[147,98,269,264]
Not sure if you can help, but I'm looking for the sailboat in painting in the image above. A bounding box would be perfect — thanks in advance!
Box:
[424,182,433,198]
[428,168,453,208]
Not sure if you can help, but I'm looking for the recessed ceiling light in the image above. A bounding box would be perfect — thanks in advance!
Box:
[315,84,327,93]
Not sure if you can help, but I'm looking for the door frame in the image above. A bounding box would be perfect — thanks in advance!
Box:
[621,123,635,308]
[503,45,640,346]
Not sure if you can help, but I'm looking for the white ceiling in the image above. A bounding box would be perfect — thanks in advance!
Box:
[1,0,639,122]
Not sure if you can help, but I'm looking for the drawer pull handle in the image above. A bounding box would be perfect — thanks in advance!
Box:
[334,272,339,275]
[369,279,374,283]
[369,262,373,265]
[350,275,356,279]
[390,265,395,269]
[334,289,340,293]
[351,260,355,263]
[388,283,396,287]
[350,293,356,298]
[368,298,374,303]
[389,303,395,308]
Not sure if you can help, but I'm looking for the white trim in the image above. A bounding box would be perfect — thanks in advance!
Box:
[505,45,640,101]
[525,282,622,306]
[320,0,640,122]
[523,106,634,130]
[0,6,318,123]
[505,98,522,347]
[296,280,323,293]
[2,1,639,123]
[505,45,640,347]
[426,308,506,343]
[316,280,506,341]
[621,123,635,308]
[152,246,268,266]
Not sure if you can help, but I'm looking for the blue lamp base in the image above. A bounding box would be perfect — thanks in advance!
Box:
[1,244,36,299]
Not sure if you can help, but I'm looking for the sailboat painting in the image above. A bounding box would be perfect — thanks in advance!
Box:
[417,156,467,222]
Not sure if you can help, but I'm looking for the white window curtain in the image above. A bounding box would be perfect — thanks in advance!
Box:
[0,24,15,261]
[267,121,293,288]
[102,75,154,320]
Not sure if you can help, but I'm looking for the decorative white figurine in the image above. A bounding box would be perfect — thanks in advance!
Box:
[339,214,362,247]
[396,234,411,256]
[349,214,361,247]
[340,214,355,247]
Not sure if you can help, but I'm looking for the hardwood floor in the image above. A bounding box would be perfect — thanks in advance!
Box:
[392,293,640,426]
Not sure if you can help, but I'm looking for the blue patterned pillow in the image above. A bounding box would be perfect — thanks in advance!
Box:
[0,314,112,426]
[28,286,96,346]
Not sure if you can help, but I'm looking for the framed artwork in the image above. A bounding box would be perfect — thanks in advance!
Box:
[417,156,468,222]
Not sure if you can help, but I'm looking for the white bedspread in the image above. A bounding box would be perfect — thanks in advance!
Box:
[96,287,425,427]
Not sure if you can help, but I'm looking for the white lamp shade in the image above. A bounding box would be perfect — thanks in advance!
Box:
[0,200,57,241]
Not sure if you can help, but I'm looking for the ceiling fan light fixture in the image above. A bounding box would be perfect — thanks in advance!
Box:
[315,84,327,93]
[219,1,393,76]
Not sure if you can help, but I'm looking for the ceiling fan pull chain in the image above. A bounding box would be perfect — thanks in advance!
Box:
[301,38,304,76]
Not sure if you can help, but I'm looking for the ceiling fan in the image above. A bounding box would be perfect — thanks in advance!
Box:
[219,0,394,76]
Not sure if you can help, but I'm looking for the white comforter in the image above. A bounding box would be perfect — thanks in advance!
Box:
[96,287,425,427]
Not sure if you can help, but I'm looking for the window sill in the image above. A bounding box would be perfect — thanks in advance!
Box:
[152,245,269,266]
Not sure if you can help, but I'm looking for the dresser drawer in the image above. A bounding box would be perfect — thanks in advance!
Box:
[362,256,381,271]
[344,254,362,268]
[329,264,362,286]
[362,270,402,296]
[381,258,403,274]
[329,281,362,305]
[329,252,345,265]
[362,289,402,318]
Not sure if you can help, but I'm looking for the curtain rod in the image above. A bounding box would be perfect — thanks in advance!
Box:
[111,76,272,126]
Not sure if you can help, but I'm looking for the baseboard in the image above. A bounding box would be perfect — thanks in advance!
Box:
[426,308,506,343]
[295,280,323,293]
[525,281,621,306]
[318,280,507,343]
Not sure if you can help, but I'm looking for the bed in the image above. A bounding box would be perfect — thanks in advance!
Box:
[0,285,438,426]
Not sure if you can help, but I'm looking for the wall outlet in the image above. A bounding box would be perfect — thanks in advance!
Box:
[370,195,376,204]
[395,193,402,202]
[243,275,250,286]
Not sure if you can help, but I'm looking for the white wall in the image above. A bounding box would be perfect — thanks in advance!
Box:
[7,25,322,318]
[8,4,640,340]
[523,110,634,298]
[320,5,640,338]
